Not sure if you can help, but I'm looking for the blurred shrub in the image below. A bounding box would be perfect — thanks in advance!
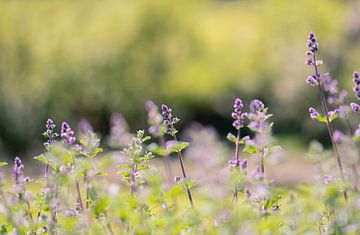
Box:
[0,0,359,157]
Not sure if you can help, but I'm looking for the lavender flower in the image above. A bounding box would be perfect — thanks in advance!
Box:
[353,71,360,100]
[305,75,318,86]
[13,157,24,186]
[174,176,181,183]
[333,130,345,143]
[308,107,320,119]
[78,119,94,134]
[43,118,59,147]
[161,104,180,136]
[323,175,334,185]
[145,100,164,137]
[228,158,248,170]
[232,98,246,130]
[351,102,360,112]
[61,122,76,145]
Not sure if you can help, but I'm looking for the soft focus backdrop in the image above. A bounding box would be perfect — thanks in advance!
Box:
[1,0,360,159]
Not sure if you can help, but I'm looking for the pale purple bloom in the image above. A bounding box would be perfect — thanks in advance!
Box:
[305,58,313,65]
[13,156,24,186]
[321,74,338,95]
[351,102,360,112]
[61,122,76,145]
[355,124,360,137]
[323,175,334,184]
[333,130,344,143]
[309,107,320,119]
[327,109,339,117]
[174,176,181,183]
[228,158,247,170]
[251,166,264,180]
[305,75,318,86]
[145,100,163,137]
[249,99,265,113]
[109,113,133,148]
[78,119,93,134]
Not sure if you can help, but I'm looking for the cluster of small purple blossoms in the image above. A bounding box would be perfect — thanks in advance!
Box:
[247,99,268,132]
[305,32,321,86]
[351,102,360,113]
[161,104,180,136]
[231,98,247,129]
[61,122,76,145]
[351,71,360,112]
[352,71,360,99]
[309,107,320,119]
[13,156,24,186]
[228,158,247,170]
[43,118,59,147]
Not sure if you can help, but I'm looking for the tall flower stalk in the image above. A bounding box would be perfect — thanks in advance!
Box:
[305,32,347,200]
[161,104,194,207]
[145,100,173,182]
[227,98,247,202]
[42,118,58,179]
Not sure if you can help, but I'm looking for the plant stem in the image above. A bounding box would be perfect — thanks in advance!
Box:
[160,136,173,182]
[103,211,115,235]
[235,129,241,161]
[85,171,90,210]
[313,53,347,200]
[173,134,194,207]
[232,129,241,202]
[130,164,138,196]
[76,181,84,211]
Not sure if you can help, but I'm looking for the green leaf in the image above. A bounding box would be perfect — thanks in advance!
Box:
[0,162,7,168]
[264,146,282,157]
[85,147,103,158]
[96,170,108,176]
[226,133,238,143]
[243,144,257,153]
[147,143,166,156]
[165,141,189,153]
[33,154,49,164]
[314,114,337,123]
[142,136,151,142]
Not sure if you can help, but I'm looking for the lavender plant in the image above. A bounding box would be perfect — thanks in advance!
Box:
[161,104,194,207]
[145,100,173,182]
[2,32,360,234]
[118,130,154,195]
[226,98,247,202]
[305,32,348,200]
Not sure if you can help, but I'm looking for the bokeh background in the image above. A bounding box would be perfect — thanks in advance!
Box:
[1,0,360,160]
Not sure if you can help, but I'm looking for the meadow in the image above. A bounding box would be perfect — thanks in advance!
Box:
[1,32,360,234]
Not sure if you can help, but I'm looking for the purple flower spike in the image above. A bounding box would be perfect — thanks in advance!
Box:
[351,102,360,112]
[249,99,264,113]
[352,71,360,100]
[161,104,179,136]
[231,98,245,130]
[61,122,76,145]
[13,156,24,186]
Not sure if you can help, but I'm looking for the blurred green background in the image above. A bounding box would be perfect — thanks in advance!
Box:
[1,0,360,159]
